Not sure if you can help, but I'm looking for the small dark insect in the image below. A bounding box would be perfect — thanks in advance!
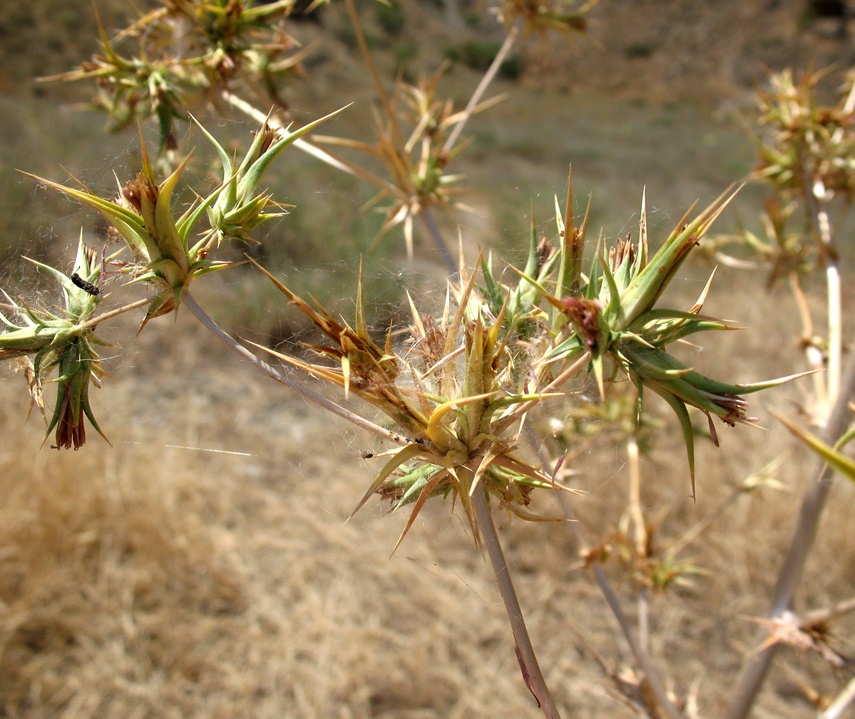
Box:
[71,273,101,296]
[360,451,375,459]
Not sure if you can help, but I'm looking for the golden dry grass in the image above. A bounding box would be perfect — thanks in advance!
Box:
[2,5,855,717]
[0,265,853,718]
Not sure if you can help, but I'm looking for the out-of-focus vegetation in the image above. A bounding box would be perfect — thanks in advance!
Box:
[1,2,855,719]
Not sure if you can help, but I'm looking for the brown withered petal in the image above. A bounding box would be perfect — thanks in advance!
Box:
[53,384,85,450]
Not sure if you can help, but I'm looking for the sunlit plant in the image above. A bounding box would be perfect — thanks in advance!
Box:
[4,2,851,718]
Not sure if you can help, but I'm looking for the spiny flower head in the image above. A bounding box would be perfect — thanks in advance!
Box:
[26,113,339,328]
[248,256,575,550]
[310,64,496,261]
[195,108,343,244]
[495,0,594,36]
[43,1,305,150]
[0,237,110,449]
[753,67,855,202]
[514,177,806,495]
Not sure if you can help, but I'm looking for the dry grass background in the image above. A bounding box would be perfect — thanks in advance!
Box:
[2,2,855,718]
[0,265,853,719]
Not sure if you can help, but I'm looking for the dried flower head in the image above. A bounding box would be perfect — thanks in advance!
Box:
[248,255,579,550]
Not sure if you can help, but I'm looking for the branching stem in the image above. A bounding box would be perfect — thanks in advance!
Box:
[556,493,686,719]
[591,564,685,719]
[725,350,855,719]
[442,20,520,156]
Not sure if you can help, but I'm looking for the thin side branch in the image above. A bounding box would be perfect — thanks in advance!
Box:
[556,493,686,719]
[442,20,520,156]
[76,297,152,332]
[181,291,404,446]
[591,564,686,719]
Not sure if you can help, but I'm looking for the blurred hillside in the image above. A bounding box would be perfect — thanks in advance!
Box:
[1,0,853,104]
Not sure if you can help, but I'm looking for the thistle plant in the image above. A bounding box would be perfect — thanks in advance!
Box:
[0,107,344,456]
[6,2,845,717]
[714,67,855,416]
[248,176,795,534]
[44,0,593,272]
[719,66,855,719]
[210,167,796,717]
[24,109,339,328]
[306,63,491,265]
[0,237,114,449]
[43,0,306,149]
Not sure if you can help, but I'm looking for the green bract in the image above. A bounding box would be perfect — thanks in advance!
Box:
[26,112,342,328]
[194,107,346,244]
[27,141,227,327]
[0,237,110,449]
[514,182,806,495]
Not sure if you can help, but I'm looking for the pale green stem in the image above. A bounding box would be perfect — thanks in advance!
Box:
[822,677,855,719]
[76,297,152,332]
[469,476,561,719]
[817,220,842,406]
[625,435,649,653]
[725,351,855,719]
[806,176,842,407]
[181,291,404,446]
[442,20,520,156]
[626,435,646,560]
[826,258,841,404]
[799,161,841,412]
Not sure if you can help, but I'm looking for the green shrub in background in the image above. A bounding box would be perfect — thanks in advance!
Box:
[375,0,406,36]
[445,39,524,79]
